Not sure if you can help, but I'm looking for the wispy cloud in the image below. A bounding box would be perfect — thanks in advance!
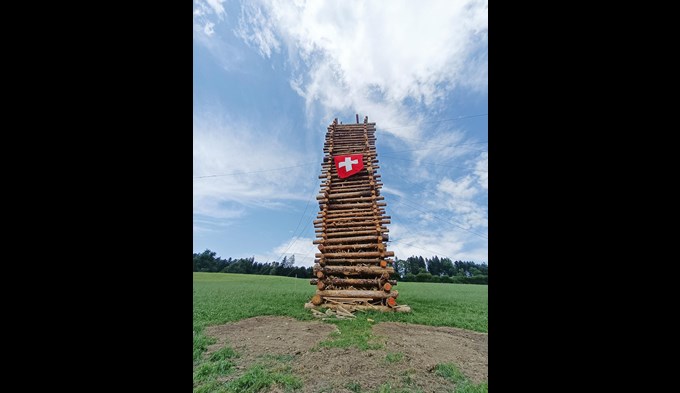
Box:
[474,152,488,190]
[193,110,318,221]
[235,2,281,58]
[237,0,488,142]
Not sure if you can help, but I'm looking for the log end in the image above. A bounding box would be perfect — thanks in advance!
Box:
[379,260,387,268]
[383,282,392,292]
[316,271,325,279]
[317,281,325,290]
[311,294,323,306]
[386,297,397,307]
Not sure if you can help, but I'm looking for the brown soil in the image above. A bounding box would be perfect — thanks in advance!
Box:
[203,316,488,393]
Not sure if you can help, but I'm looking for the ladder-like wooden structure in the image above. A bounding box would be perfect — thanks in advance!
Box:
[308,116,406,312]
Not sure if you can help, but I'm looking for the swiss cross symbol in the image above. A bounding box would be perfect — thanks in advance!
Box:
[334,154,364,178]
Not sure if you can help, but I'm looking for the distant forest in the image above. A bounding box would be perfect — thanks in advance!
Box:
[193,249,488,285]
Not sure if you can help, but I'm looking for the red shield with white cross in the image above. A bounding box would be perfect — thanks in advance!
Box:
[334,154,364,178]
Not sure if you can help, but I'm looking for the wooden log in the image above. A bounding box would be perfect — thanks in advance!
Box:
[323,230,382,237]
[326,190,373,198]
[319,196,384,204]
[315,221,389,229]
[319,235,380,243]
[310,278,397,286]
[319,211,383,219]
[311,304,410,313]
[326,202,386,209]
[324,215,389,223]
[316,289,398,299]
[319,265,395,275]
[318,251,388,258]
[325,178,379,185]
[383,282,392,292]
[320,243,380,251]
[319,220,390,228]
[324,258,393,264]
[321,209,385,217]
[311,294,323,305]
[324,227,385,233]
[387,297,397,307]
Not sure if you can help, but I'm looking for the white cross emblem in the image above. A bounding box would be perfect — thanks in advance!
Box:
[338,157,359,171]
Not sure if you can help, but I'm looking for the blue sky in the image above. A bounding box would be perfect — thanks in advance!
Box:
[193,0,488,268]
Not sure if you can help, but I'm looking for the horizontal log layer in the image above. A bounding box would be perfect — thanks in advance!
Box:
[316,289,398,299]
[319,173,378,180]
[316,220,390,228]
[318,190,372,199]
[318,214,385,221]
[309,303,410,313]
[321,187,380,194]
[319,257,393,263]
[318,210,384,218]
[313,235,380,244]
[325,174,381,180]
[310,278,397,286]
[320,260,392,267]
[315,216,384,225]
[321,176,382,186]
[325,202,387,209]
[318,196,384,204]
[318,226,388,233]
[319,243,381,251]
[321,214,389,223]
[320,229,383,237]
[315,251,395,258]
[322,182,380,189]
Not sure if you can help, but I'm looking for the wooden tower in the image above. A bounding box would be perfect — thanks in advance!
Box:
[308,116,408,312]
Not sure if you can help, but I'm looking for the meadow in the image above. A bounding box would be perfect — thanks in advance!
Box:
[193,272,488,393]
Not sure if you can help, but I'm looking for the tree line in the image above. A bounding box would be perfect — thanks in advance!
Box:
[193,249,488,285]
[392,255,488,284]
[193,249,312,278]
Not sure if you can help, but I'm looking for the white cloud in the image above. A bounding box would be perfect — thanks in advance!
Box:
[193,110,318,221]
[206,0,227,19]
[235,2,281,58]
[255,236,318,267]
[236,0,488,143]
[434,176,487,230]
[474,152,488,190]
[388,223,487,262]
[204,21,215,36]
[381,186,406,199]
[438,176,478,200]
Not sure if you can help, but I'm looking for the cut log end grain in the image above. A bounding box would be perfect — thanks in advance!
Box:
[316,271,325,279]
[387,297,397,307]
[311,294,323,305]
[383,282,392,292]
[380,260,387,268]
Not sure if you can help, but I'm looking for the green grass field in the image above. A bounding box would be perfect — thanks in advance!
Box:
[193,272,488,392]
[193,272,487,332]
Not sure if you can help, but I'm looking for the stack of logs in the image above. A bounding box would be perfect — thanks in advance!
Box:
[309,115,402,311]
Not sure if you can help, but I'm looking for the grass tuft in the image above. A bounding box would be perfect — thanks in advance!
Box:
[434,363,488,393]
[224,364,302,393]
[385,352,404,363]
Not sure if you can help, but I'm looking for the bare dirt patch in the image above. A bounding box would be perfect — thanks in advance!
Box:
[203,316,487,392]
